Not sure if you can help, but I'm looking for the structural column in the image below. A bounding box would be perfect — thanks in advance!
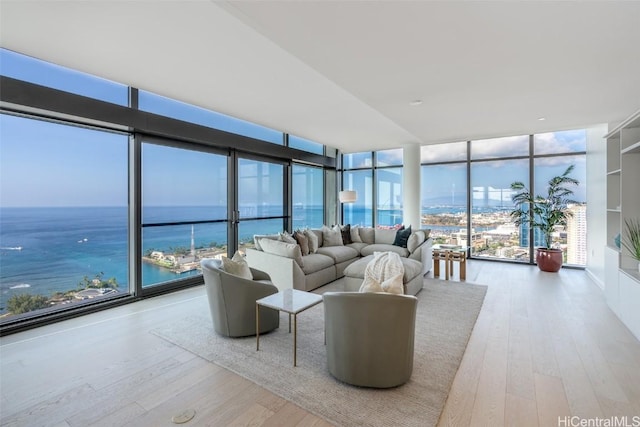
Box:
[403,144,421,229]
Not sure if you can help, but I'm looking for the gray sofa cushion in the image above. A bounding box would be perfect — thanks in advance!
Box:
[359,227,375,244]
[301,253,334,275]
[360,244,410,258]
[344,254,422,283]
[345,242,368,255]
[374,228,397,244]
[317,246,359,263]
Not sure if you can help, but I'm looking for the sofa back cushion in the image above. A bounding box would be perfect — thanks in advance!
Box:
[359,227,375,244]
[254,234,280,251]
[375,228,397,245]
[259,238,304,268]
[322,225,344,247]
[407,230,426,253]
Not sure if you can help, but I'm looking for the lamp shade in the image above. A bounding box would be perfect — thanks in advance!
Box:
[339,190,357,203]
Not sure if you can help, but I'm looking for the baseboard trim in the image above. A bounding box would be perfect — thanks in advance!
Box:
[585,268,604,290]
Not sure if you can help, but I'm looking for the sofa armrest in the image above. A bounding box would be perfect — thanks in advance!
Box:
[408,237,433,274]
[246,248,306,292]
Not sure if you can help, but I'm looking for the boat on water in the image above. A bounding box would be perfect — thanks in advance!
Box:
[9,284,31,289]
[1,246,23,251]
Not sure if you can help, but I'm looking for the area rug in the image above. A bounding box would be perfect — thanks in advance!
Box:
[151,278,487,427]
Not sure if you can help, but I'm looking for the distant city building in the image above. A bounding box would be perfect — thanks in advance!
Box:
[519,223,546,248]
[566,204,587,265]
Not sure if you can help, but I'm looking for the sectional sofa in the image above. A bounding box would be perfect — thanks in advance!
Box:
[245,226,433,292]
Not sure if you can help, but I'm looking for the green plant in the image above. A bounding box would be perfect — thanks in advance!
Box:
[621,218,640,261]
[509,165,580,249]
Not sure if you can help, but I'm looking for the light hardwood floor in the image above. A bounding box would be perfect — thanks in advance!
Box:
[1,261,639,426]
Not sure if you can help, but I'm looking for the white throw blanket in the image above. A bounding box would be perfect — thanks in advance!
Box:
[359,251,405,294]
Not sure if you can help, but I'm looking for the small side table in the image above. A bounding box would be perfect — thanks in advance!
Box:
[433,245,467,281]
[256,288,323,367]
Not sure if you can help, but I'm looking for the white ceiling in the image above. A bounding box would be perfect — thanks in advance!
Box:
[1,1,639,153]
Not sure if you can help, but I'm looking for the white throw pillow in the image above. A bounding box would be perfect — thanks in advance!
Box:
[350,226,363,243]
[304,228,319,253]
[221,251,252,280]
[259,238,304,268]
[279,231,297,244]
[322,225,344,247]
[407,230,426,253]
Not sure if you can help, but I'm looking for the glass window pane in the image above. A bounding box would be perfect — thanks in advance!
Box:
[470,159,529,261]
[238,219,285,251]
[421,142,467,163]
[421,164,467,244]
[534,155,586,266]
[238,159,284,219]
[534,129,587,155]
[376,167,403,226]
[142,142,228,288]
[342,170,373,227]
[0,48,128,106]
[139,90,284,145]
[0,114,129,322]
[289,135,324,155]
[343,152,372,169]
[292,165,324,229]
[471,135,529,160]
[376,148,403,167]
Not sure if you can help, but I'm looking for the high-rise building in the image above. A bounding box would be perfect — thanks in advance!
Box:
[566,204,587,265]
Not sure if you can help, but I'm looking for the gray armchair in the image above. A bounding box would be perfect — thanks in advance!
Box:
[201,258,279,337]
[323,292,418,388]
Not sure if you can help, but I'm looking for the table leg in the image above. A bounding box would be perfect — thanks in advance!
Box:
[293,313,297,367]
[256,304,260,351]
[434,254,440,277]
[288,313,291,333]
[445,252,450,280]
[461,256,466,280]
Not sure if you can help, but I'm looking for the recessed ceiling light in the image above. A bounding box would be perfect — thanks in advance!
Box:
[537,117,546,121]
[409,100,423,106]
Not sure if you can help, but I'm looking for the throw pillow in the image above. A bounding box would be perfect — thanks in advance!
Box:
[293,230,310,256]
[221,251,252,280]
[393,225,412,248]
[253,234,280,251]
[407,230,425,253]
[340,224,352,245]
[350,226,363,243]
[304,228,319,253]
[322,225,344,247]
[359,227,375,244]
[259,238,304,268]
[279,231,297,244]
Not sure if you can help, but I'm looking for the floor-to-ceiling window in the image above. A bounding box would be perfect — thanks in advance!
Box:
[421,142,468,245]
[141,141,228,288]
[420,131,587,266]
[292,164,324,229]
[375,149,403,226]
[0,114,129,320]
[237,157,286,250]
[0,48,332,332]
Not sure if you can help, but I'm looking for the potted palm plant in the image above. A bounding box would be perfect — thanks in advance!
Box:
[621,218,640,272]
[509,165,580,272]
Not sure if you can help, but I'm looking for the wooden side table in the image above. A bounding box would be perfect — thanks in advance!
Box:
[448,250,467,281]
[432,249,450,280]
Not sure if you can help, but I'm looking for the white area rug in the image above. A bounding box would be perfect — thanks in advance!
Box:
[151,278,487,427]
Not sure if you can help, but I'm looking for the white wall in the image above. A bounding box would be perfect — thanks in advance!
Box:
[586,123,608,288]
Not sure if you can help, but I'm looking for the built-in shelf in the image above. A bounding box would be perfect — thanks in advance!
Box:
[607,208,621,213]
[607,244,621,253]
[621,141,640,154]
[607,169,621,175]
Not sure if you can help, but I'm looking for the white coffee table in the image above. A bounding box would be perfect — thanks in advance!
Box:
[256,288,323,367]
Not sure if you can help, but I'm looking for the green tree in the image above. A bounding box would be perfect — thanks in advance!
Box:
[7,293,50,315]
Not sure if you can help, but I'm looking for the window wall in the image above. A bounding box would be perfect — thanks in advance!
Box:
[420,130,587,266]
[341,149,404,227]
[141,142,228,288]
[0,113,129,319]
[0,48,331,331]
[292,164,324,229]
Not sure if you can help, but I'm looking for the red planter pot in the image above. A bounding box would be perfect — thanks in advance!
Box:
[535,248,563,272]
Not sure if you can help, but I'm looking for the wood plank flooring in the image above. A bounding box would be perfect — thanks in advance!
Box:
[1,261,639,426]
